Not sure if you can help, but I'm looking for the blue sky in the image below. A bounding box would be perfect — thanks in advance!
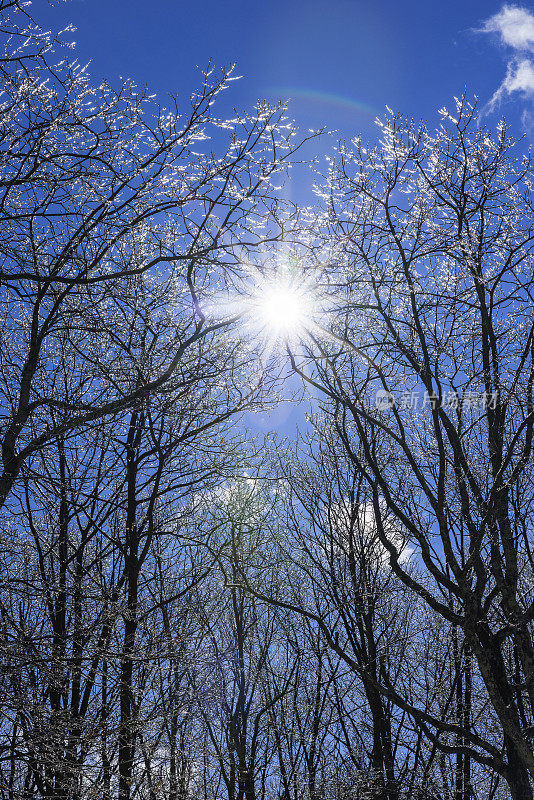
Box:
[35,0,534,432]
[38,0,534,145]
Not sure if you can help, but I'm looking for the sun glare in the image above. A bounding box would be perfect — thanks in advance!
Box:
[237,267,323,357]
[206,262,322,358]
[257,281,307,337]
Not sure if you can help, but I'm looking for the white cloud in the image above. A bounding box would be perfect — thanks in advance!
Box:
[481,4,534,50]
[480,5,534,114]
[490,56,534,108]
[328,499,413,569]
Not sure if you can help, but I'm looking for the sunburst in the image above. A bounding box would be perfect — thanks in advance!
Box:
[206,261,322,360]
[249,272,314,342]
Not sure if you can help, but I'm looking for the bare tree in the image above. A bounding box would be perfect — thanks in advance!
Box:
[6,2,534,798]
[265,422,446,800]
[0,0,312,511]
[284,97,534,800]
[180,478,297,800]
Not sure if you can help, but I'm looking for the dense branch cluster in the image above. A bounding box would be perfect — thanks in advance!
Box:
[1,4,534,800]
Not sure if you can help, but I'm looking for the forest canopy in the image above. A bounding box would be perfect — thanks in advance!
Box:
[1,3,534,800]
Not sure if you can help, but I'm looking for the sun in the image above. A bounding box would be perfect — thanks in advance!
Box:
[204,261,322,357]
[231,264,325,359]
[244,269,319,348]
[256,280,308,337]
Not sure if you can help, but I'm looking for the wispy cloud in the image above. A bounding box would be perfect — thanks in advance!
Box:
[481,4,534,49]
[480,4,534,112]
[491,55,534,107]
